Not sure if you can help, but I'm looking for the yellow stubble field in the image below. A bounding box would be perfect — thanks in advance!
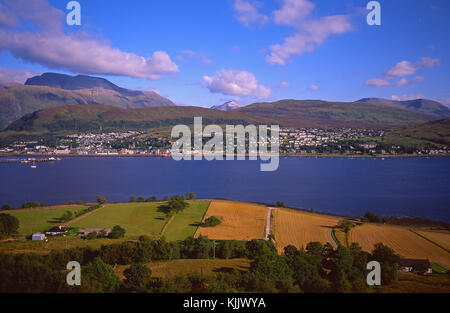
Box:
[349,224,450,269]
[273,208,341,253]
[194,200,267,240]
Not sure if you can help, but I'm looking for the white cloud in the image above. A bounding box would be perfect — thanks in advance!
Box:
[177,50,213,65]
[385,61,417,78]
[365,57,439,88]
[278,81,290,88]
[391,94,426,101]
[364,78,392,87]
[202,69,271,99]
[233,0,268,28]
[308,84,319,91]
[0,0,178,80]
[0,66,41,84]
[273,0,315,27]
[419,57,441,68]
[265,0,352,65]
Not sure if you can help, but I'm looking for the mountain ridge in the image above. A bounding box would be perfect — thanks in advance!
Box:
[356,97,450,119]
[0,73,176,130]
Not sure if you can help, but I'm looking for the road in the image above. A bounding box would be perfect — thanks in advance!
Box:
[265,207,275,241]
[327,229,338,249]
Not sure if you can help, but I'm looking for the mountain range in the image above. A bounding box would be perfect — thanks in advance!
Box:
[0,73,175,130]
[357,98,450,119]
[1,72,450,133]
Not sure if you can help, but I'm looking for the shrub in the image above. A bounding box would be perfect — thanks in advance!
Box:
[109,225,126,239]
[203,216,222,227]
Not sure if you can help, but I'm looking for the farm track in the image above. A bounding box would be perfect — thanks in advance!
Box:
[62,204,105,227]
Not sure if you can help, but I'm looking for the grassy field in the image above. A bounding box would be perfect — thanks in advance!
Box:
[0,236,132,254]
[4,206,86,236]
[115,258,251,280]
[273,208,341,253]
[349,224,450,269]
[71,202,168,237]
[376,272,450,293]
[194,200,267,241]
[162,201,210,242]
[415,230,450,251]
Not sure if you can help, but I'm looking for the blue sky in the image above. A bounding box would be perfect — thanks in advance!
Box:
[0,0,449,107]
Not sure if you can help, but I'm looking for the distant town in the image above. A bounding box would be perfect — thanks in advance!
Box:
[0,127,449,157]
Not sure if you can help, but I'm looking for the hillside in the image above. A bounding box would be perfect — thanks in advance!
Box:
[357,98,450,119]
[0,74,176,130]
[4,104,271,133]
[390,118,450,145]
[237,99,433,128]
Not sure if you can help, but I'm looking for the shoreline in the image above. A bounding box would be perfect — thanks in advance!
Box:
[1,153,449,159]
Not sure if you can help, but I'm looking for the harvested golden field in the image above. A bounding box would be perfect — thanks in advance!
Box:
[194,200,267,240]
[273,208,341,253]
[350,224,450,269]
[415,230,450,251]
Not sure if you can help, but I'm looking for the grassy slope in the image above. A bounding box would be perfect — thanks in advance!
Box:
[237,99,432,128]
[163,200,210,242]
[71,202,168,237]
[389,118,450,145]
[5,104,272,133]
[5,206,86,236]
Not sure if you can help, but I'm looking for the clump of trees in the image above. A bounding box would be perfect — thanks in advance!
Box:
[1,205,13,211]
[97,196,107,205]
[109,225,126,239]
[0,213,19,239]
[21,201,47,209]
[276,201,286,208]
[158,195,189,217]
[0,234,402,293]
[364,212,383,223]
[202,216,222,227]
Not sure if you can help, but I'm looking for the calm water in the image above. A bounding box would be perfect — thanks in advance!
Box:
[0,156,449,221]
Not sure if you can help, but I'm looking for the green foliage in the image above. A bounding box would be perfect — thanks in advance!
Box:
[1,204,12,211]
[276,201,286,208]
[130,196,137,202]
[97,196,106,205]
[0,213,20,239]
[365,212,382,223]
[83,257,121,293]
[109,225,126,239]
[202,216,222,227]
[123,263,152,292]
[186,193,196,200]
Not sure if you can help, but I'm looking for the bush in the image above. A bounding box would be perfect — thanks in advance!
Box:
[86,232,97,240]
[1,205,12,211]
[0,214,19,239]
[97,196,107,205]
[203,216,222,227]
[109,225,126,239]
[276,201,286,208]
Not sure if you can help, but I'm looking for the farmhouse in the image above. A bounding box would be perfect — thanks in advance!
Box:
[31,233,45,241]
[45,226,68,236]
[399,258,432,275]
[78,228,111,237]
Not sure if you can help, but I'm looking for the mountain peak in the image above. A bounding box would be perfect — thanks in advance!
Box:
[211,100,241,111]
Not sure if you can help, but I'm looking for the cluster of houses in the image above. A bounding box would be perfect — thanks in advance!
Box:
[31,226,111,241]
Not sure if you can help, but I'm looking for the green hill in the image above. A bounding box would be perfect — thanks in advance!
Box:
[237,99,434,128]
[357,98,450,119]
[4,104,271,133]
[390,118,450,145]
